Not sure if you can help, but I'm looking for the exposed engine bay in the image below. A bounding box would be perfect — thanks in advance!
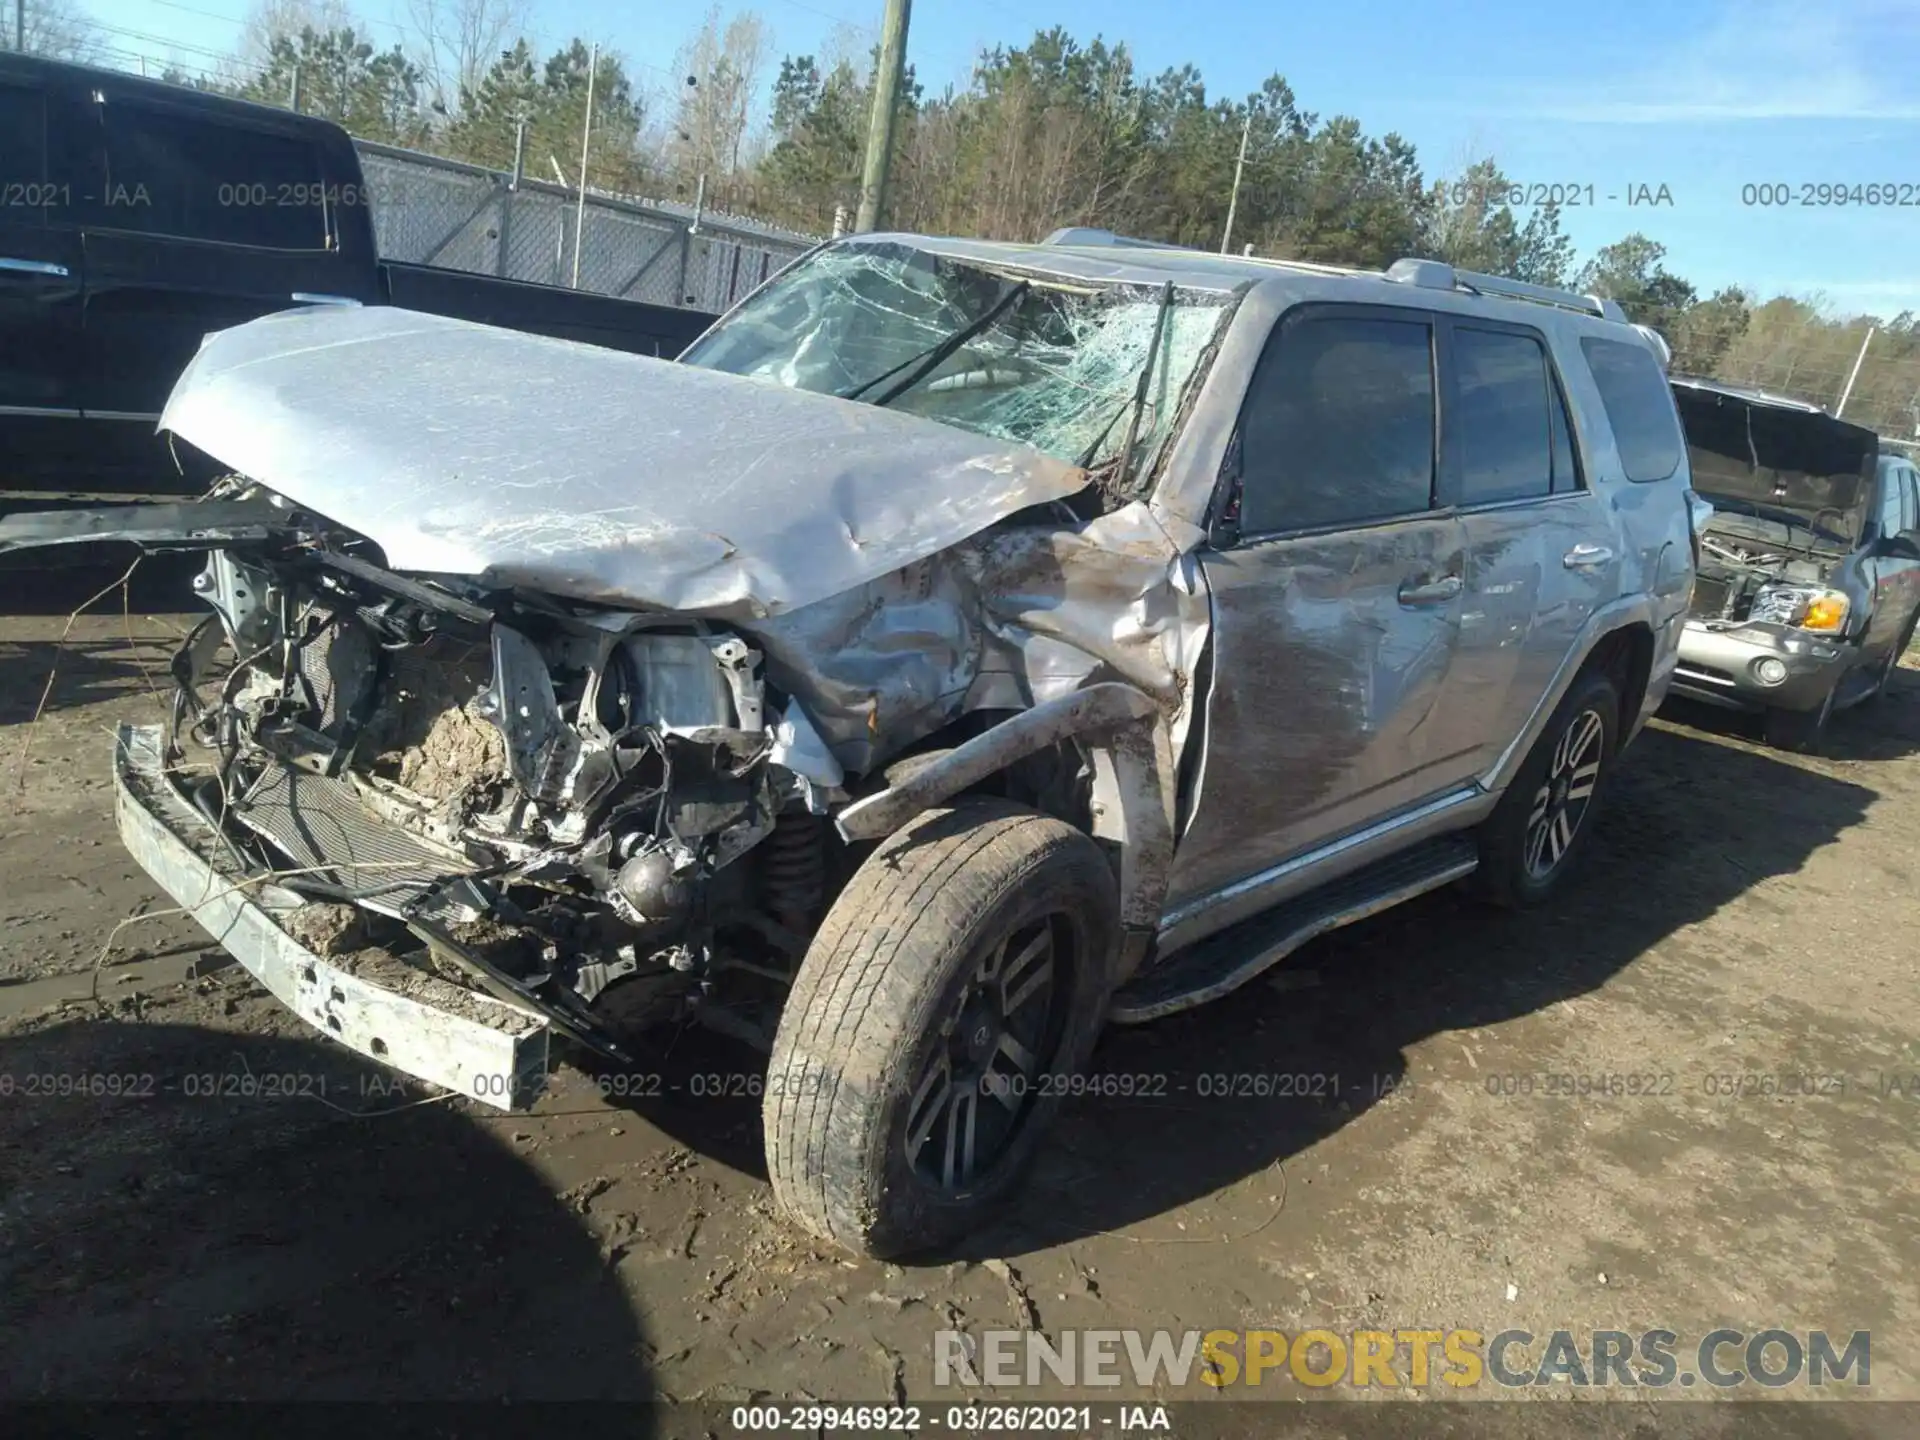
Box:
[1689,525,1835,623]
[169,513,874,1060]
[1673,379,1874,629]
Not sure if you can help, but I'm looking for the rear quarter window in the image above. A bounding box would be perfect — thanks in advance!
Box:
[1580,335,1684,483]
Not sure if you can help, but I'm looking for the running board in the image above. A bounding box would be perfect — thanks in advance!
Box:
[1110,835,1480,1024]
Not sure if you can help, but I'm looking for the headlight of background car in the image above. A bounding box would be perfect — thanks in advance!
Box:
[1748,585,1850,632]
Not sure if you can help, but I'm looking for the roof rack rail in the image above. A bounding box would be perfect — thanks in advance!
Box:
[1384,257,1628,322]
[1039,226,1186,249]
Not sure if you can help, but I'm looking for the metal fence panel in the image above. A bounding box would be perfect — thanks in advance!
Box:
[355,142,814,312]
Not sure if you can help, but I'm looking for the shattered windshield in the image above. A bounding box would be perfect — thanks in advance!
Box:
[680,241,1233,486]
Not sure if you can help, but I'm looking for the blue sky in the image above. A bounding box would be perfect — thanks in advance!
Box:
[85,0,1920,320]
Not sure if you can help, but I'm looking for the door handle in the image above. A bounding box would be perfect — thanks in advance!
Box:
[0,257,70,278]
[291,292,363,307]
[1397,574,1463,606]
[1563,543,1614,570]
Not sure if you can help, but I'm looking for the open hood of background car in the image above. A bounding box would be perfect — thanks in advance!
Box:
[158,306,1090,616]
[1671,379,1876,543]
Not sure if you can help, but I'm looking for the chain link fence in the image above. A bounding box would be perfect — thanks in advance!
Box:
[355,142,817,313]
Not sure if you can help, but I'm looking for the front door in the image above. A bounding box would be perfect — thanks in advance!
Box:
[1865,459,1920,662]
[1167,306,1474,912]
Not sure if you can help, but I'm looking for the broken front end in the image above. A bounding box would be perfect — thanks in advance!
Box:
[139,507,850,1098]
[1670,381,1875,711]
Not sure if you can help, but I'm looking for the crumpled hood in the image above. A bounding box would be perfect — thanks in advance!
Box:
[160,306,1089,616]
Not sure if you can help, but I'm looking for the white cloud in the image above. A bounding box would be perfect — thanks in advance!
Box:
[1510,2,1920,123]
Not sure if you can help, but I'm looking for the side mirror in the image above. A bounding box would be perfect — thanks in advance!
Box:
[1884,532,1920,561]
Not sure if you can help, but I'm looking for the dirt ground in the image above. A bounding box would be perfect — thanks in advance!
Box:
[2,560,1916,1430]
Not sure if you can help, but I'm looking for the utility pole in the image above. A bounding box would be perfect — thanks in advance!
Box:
[855,0,910,232]
[1220,111,1252,254]
[1835,325,1875,418]
[16,0,25,53]
[289,62,302,112]
[570,41,598,290]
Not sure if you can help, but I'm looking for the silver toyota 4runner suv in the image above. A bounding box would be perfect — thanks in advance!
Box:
[0,231,1697,1257]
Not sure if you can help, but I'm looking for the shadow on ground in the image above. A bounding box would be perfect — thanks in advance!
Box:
[1661,663,1920,764]
[0,1021,654,1405]
[0,555,202,727]
[0,550,203,618]
[968,714,1885,1256]
[0,636,181,727]
[609,707,1890,1263]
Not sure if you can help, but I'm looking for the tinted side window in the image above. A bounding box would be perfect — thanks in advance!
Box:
[0,81,47,204]
[1455,327,1552,504]
[1879,466,1905,538]
[1581,336,1684,482]
[95,105,326,248]
[1883,466,1915,537]
[1239,315,1436,534]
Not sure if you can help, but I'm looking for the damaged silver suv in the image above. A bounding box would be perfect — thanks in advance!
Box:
[0,232,1697,1257]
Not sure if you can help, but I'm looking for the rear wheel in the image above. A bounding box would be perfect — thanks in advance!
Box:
[1475,670,1620,909]
[764,799,1118,1258]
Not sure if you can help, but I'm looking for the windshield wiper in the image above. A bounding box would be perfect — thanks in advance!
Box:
[838,281,1031,407]
[1107,282,1175,493]
[1075,283,1176,480]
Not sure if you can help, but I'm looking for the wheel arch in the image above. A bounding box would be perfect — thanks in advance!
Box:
[834,683,1176,981]
[1582,620,1657,743]
[1482,599,1661,798]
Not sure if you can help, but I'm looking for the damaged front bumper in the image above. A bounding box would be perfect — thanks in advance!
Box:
[1670,620,1851,712]
[114,723,551,1109]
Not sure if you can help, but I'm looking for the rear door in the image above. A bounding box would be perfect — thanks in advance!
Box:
[1167,306,1473,910]
[66,85,376,484]
[1442,317,1618,773]
[1899,464,1920,644]
[0,68,85,488]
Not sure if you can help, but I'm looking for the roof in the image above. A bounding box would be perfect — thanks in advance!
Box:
[858,232,1369,295]
[842,234,1652,344]
[0,50,349,138]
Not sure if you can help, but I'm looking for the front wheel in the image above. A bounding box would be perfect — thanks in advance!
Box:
[1475,670,1620,909]
[764,800,1118,1258]
[1866,609,1919,703]
[1763,680,1836,751]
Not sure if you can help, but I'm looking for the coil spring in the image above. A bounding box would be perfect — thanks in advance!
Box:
[761,811,826,918]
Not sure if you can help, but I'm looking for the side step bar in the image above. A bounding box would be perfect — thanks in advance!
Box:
[1110,834,1479,1024]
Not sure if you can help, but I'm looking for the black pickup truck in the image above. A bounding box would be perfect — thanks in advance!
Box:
[1,52,720,501]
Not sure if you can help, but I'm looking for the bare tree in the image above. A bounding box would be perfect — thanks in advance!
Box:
[236,0,356,72]
[719,10,771,174]
[668,6,773,182]
[405,0,530,117]
[15,0,104,61]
